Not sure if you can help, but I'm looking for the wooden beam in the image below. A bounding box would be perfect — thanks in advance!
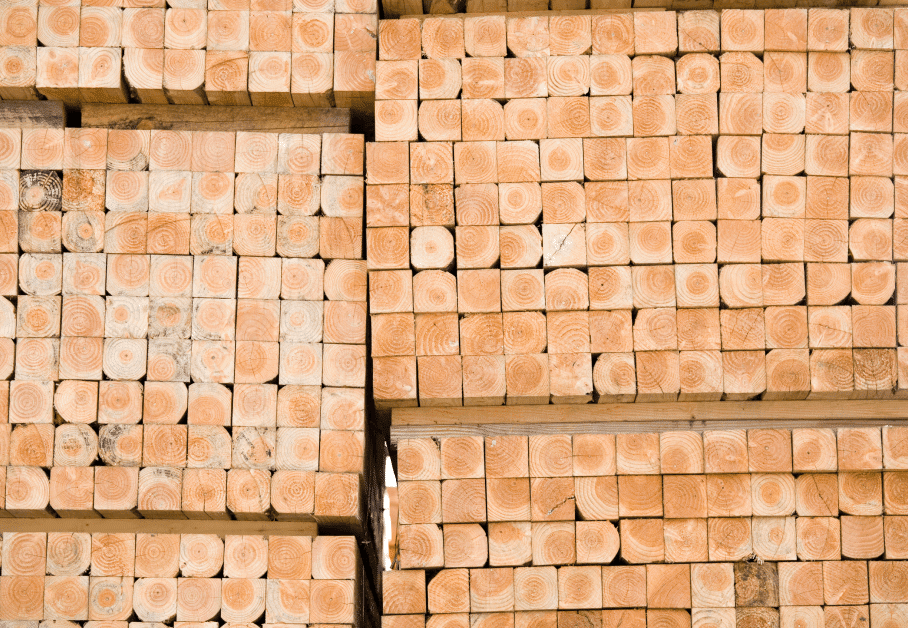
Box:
[0,100,65,128]
[392,403,908,442]
[80,104,350,134]
[0,518,317,537]
[402,7,664,18]
[391,419,907,442]
[393,399,908,426]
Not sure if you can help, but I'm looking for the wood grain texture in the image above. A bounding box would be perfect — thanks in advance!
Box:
[393,400,908,426]
[81,104,350,134]
[0,100,65,128]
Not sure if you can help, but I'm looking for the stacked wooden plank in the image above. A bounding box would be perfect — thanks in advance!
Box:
[0,1,376,111]
[385,427,908,628]
[368,8,908,407]
[0,531,373,628]
[0,127,375,528]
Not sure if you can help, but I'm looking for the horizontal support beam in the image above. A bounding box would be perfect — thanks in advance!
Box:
[402,6,664,18]
[0,517,318,537]
[0,100,66,128]
[391,416,907,443]
[81,104,351,134]
[391,400,908,442]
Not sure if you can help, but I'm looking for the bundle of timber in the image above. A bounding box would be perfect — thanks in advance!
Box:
[0,531,377,628]
[367,8,908,407]
[0,126,380,539]
[384,427,908,628]
[0,1,376,111]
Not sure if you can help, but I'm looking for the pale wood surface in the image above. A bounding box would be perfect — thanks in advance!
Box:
[388,428,908,628]
[369,9,908,410]
[394,400,908,427]
[0,121,375,586]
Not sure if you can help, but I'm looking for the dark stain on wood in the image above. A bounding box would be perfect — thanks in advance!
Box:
[735,562,779,607]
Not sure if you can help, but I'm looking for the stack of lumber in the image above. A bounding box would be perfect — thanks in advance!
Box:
[0,1,376,111]
[0,531,374,628]
[0,126,376,530]
[385,427,908,628]
[368,8,908,407]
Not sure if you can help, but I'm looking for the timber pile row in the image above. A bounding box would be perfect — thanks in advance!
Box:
[0,1,376,111]
[0,126,376,527]
[0,532,370,627]
[384,427,908,628]
[367,8,908,408]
